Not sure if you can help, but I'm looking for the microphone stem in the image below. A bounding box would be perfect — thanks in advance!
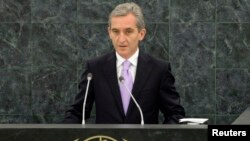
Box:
[122,81,144,125]
[82,78,91,125]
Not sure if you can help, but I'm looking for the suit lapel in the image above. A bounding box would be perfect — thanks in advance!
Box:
[132,52,152,96]
[127,52,153,115]
[101,52,125,117]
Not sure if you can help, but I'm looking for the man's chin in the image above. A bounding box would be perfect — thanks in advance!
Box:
[116,51,130,59]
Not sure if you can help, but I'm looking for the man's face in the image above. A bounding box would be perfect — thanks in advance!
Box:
[108,13,146,59]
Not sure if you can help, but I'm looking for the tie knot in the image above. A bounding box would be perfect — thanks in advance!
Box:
[122,60,131,71]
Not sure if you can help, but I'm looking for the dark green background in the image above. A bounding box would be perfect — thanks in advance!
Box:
[0,0,249,124]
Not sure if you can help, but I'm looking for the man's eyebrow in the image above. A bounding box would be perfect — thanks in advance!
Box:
[110,28,118,30]
[125,28,134,30]
[111,28,117,30]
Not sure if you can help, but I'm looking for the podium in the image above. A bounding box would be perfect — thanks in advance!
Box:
[0,124,207,141]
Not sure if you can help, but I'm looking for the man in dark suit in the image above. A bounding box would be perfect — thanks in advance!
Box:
[63,2,185,124]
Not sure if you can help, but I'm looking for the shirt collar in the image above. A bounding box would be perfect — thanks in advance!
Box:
[116,48,139,67]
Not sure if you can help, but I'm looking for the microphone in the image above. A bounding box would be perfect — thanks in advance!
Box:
[119,76,144,125]
[82,73,93,124]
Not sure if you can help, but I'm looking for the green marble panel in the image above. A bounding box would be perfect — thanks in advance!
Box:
[77,0,123,23]
[0,0,30,22]
[170,23,215,69]
[216,69,250,115]
[77,23,112,71]
[171,0,215,22]
[217,0,250,22]
[0,23,30,67]
[31,0,77,23]
[27,114,64,123]
[0,23,31,115]
[141,23,169,60]
[30,23,78,122]
[174,69,215,115]
[216,115,239,125]
[217,23,250,68]
[0,115,29,123]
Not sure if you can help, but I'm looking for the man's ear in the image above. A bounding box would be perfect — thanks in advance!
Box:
[108,27,111,38]
[139,28,146,41]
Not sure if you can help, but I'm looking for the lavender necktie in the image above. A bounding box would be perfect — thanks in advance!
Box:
[119,60,133,114]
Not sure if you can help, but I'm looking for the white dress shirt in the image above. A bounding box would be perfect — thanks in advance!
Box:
[116,49,139,83]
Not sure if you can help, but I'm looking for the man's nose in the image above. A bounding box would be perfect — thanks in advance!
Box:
[117,33,126,42]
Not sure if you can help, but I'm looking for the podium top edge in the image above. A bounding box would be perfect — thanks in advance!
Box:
[0,124,208,129]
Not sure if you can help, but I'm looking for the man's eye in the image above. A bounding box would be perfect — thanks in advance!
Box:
[126,30,133,34]
[112,30,119,34]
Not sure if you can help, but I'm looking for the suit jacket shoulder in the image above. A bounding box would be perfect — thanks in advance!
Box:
[139,52,171,72]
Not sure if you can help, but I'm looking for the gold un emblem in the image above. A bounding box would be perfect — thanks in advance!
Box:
[74,135,128,141]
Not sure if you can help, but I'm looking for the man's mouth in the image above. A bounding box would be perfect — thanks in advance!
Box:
[119,45,127,47]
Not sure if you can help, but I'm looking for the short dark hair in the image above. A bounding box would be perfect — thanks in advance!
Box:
[108,2,145,30]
